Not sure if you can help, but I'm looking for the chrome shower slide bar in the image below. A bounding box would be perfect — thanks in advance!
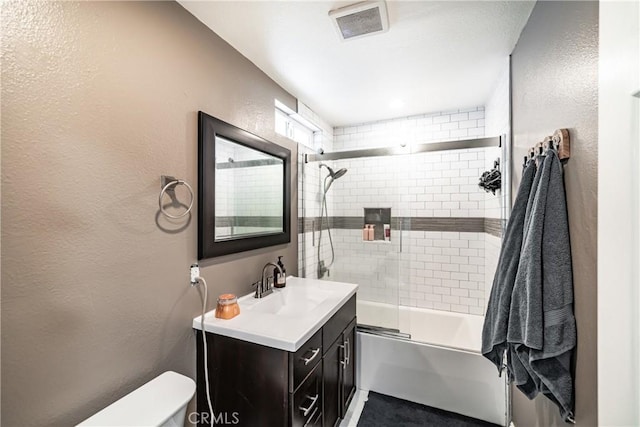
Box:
[304,135,502,163]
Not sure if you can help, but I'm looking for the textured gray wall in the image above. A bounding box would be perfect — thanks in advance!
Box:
[1,2,298,426]
[510,1,598,426]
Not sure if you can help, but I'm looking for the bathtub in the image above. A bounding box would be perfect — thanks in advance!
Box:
[356,300,507,426]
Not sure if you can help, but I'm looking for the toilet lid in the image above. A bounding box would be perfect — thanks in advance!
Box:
[77,371,196,427]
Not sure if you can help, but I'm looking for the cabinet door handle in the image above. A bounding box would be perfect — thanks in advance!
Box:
[345,337,350,366]
[301,348,320,365]
[303,407,319,427]
[299,393,319,417]
[340,337,350,370]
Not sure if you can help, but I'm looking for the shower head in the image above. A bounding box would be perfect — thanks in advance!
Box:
[332,168,348,180]
[320,163,348,193]
[320,163,348,180]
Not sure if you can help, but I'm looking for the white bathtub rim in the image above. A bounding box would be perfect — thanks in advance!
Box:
[356,299,484,353]
[357,328,482,356]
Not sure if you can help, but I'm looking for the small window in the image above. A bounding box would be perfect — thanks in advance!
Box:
[275,108,289,137]
[275,100,320,149]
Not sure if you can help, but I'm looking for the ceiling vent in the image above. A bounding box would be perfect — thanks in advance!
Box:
[329,1,389,41]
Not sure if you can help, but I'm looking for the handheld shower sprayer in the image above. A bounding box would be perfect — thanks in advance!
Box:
[317,164,348,278]
[319,163,348,192]
[319,163,348,180]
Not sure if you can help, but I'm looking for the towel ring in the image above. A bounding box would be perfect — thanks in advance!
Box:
[159,176,194,219]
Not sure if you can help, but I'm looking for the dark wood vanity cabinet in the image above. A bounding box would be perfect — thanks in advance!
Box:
[195,295,356,427]
[341,320,357,418]
[323,319,356,427]
[291,362,323,427]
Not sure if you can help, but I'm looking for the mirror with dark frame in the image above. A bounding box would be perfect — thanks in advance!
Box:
[198,111,291,259]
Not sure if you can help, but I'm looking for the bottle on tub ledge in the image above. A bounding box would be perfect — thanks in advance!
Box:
[274,255,287,288]
[384,223,391,241]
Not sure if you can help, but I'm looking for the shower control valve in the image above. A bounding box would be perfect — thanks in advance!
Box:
[317,261,330,279]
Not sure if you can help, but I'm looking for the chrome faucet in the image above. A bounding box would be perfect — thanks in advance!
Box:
[254,262,282,298]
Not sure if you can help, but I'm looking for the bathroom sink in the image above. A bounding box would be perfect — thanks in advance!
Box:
[193,276,358,351]
[244,286,333,317]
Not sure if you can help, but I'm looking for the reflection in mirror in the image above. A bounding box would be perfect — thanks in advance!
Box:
[215,136,284,241]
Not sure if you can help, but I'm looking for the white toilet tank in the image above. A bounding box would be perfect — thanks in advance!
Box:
[77,371,196,427]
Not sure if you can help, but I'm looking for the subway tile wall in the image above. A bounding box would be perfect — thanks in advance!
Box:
[298,147,336,279]
[329,230,401,307]
[298,86,509,316]
[484,61,510,222]
[324,107,492,314]
[484,233,502,312]
[482,62,510,309]
[297,102,335,279]
[400,231,487,315]
[333,107,486,151]
[326,229,487,315]
[326,148,489,219]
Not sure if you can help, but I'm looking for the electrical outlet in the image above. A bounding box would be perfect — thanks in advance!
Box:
[190,264,200,285]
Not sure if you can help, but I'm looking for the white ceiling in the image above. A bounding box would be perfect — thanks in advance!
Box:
[179,1,535,127]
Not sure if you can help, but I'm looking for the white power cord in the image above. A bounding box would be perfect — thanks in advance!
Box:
[191,265,214,423]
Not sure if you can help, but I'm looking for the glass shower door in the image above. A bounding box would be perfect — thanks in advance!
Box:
[299,151,405,332]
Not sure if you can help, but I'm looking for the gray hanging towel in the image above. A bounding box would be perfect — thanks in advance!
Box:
[508,150,576,422]
[481,159,537,372]
[507,154,547,397]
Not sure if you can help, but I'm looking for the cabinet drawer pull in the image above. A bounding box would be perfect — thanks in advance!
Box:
[312,407,323,424]
[303,407,319,427]
[301,348,320,365]
[299,393,319,417]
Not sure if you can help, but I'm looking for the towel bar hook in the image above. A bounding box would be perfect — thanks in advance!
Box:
[525,129,570,162]
[159,175,194,219]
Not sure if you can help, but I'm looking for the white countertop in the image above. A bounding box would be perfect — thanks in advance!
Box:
[193,276,358,352]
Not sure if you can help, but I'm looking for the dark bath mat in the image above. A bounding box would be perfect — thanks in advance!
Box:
[357,392,500,427]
